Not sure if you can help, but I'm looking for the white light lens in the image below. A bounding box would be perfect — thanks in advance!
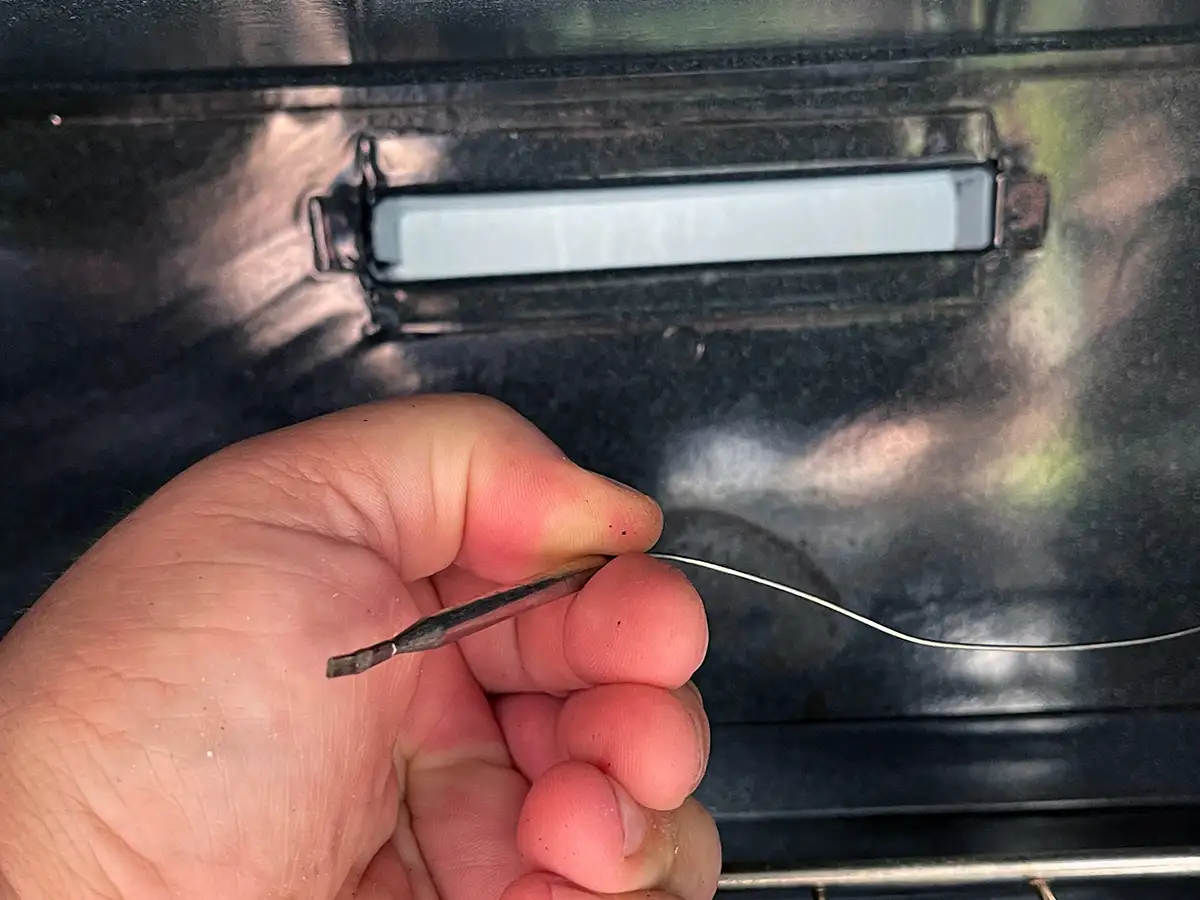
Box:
[371,167,995,283]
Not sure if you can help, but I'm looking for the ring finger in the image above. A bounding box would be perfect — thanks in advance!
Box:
[494,681,710,811]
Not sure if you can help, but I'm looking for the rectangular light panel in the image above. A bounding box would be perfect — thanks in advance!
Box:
[370,167,995,283]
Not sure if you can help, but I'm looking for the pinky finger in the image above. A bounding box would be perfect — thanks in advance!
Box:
[502,873,682,900]
[518,762,720,900]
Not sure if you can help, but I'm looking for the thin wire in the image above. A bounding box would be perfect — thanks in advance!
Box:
[649,552,1200,653]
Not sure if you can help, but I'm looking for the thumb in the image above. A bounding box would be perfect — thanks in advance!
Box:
[99,394,662,585]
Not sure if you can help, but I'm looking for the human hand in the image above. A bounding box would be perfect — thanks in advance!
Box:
[0,395,719,900]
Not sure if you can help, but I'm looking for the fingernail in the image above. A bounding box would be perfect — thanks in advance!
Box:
[677,682,707,744]
[611,778,647,857]
[681,679,704,707]
[676,682,711,792]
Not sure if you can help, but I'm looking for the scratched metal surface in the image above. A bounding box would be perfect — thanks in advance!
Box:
[4,2,1200,890]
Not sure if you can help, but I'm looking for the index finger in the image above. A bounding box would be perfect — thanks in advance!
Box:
[432,554,708,695]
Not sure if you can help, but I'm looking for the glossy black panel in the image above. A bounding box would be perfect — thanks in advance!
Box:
[0,1,358,74]
[700,712,1200,820]
[5,0,1200,81]
[1007,1,1200,36]
[6,48,1200,724]
[716,808,1200,871]
[360,0,984,62]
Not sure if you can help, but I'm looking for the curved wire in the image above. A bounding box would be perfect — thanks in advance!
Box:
[649,552,1200,653]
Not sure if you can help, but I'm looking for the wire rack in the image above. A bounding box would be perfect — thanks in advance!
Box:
[717,850,1200,897]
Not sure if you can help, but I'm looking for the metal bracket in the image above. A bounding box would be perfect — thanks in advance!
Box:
[994,171,1051,252]
[308,135,382,276]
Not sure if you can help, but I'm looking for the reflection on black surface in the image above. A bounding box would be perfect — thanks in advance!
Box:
[3,0,1200,77]
[657,508,850,721]
[362,0,982,62]
[0,0,355,74]
[1006,0,1200,35]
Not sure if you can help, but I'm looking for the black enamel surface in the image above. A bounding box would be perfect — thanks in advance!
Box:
[5,5,1200,893]
[4,1,1200,79]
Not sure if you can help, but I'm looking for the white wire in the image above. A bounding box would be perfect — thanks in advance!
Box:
[649,552,1200,653]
